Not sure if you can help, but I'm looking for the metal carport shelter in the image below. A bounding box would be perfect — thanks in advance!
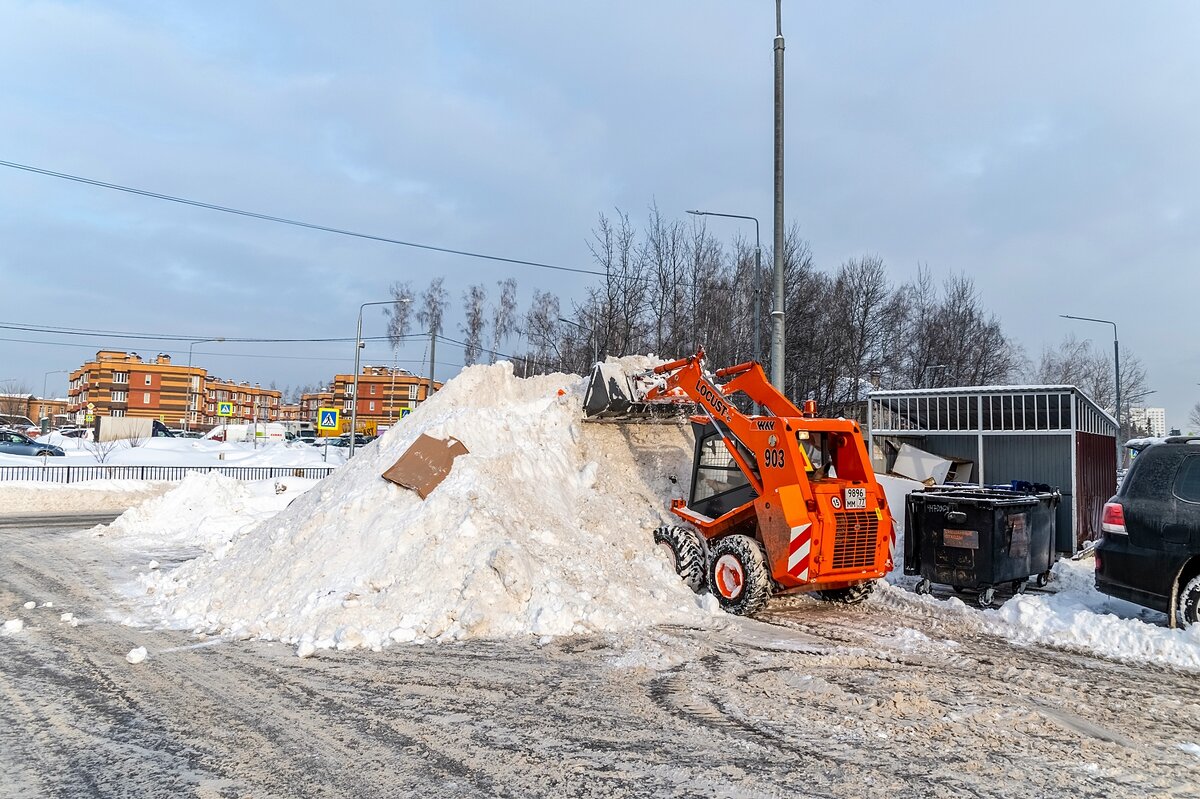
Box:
[867,385,1117,554]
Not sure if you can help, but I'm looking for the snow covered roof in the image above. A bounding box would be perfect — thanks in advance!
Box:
[869,384,1079,397]
[869,384,1117,435]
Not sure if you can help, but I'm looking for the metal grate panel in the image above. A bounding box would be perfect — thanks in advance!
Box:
[831,511,879,570]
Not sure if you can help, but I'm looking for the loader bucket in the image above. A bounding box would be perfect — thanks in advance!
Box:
[583,363,636,417]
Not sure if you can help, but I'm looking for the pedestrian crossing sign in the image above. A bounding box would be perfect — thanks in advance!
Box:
[318,407,340,430]
[217,402,234,417]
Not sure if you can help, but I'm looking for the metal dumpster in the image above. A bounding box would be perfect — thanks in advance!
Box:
[904,484,1060,606]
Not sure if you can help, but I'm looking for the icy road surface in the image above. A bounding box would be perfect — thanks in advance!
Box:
[2,520,1199,798]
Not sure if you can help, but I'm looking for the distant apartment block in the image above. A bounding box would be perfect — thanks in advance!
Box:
[68,350,204,427]
[66,351,440,432]
[200,378,283,428]
[1129,406,1167,438]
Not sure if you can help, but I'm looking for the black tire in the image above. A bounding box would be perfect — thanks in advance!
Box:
[914,578,933,595]
[1178,575,1200,627]
[653,525,706,594]
[816,581,876,605]
[707,534,771,616]
[1036,570,1052,588]
[35,450,53,457]
[978,587,996,608]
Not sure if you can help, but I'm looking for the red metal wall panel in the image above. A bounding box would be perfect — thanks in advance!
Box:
[1075,431,1117,547]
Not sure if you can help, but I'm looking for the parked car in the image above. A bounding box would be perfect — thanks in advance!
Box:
[1095,436,1200,626]
[0,429,65,457]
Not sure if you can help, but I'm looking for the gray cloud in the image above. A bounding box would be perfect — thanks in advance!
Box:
[1,1,1196,423]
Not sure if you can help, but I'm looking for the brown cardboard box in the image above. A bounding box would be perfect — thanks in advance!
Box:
[381,434,469,499]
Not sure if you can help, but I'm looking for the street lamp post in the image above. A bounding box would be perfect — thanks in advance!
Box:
[558,317,597,366]
[687,210,762,365]
[350,300,399,458]
[186,337,225,431]
[1060,314,1121,456]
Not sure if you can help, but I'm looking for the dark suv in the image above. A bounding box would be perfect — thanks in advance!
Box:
[1095,437,1200,627]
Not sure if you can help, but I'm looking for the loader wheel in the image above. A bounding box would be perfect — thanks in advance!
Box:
[653,525,706,594]
[816,581,876,605]
[707,535,771,616]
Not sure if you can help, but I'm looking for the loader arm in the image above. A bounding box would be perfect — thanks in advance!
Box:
[638,349,895,593]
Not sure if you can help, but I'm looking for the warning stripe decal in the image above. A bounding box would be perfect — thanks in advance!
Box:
[787,522,812,581]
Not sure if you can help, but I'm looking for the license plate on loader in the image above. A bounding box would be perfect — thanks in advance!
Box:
[845,487,867,509]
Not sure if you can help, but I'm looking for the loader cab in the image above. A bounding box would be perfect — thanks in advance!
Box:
[796,427,871,484]
[688,421,759,519]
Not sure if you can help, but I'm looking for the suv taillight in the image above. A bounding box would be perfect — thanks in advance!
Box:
[1101,502,1127,535]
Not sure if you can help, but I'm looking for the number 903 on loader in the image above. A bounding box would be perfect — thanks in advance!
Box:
[584,348,896,616]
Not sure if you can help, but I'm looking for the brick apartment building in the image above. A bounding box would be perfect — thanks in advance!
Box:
[199,378,283,428]
[65,352,439,433]
[68,351,281,429]
[299,366,440,433]
[334,365,437,428]
[68,350,205,428]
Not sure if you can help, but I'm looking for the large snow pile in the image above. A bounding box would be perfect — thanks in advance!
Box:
[983,556,1200,671]
[97,472,320,553]
[142,361,717,652]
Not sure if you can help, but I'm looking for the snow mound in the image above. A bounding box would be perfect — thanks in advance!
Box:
[983,557,1200,671]
[145,362,718,651]
[98,472,319,553]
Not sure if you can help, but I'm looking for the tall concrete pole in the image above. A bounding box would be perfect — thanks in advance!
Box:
[770,0,786,391]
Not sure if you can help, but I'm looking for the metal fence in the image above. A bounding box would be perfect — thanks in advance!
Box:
[0,464,338,484]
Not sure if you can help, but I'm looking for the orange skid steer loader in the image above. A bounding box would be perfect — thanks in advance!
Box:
[584,348,895,615]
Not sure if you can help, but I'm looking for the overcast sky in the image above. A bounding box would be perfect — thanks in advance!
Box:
[2,2,1197,426]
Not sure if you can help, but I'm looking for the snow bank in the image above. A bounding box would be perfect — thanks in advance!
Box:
[0,480,172,513]
[143,361,717,652]
[983,557,1200,671]
[97,472,320,553]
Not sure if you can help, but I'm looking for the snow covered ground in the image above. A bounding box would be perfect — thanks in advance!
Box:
[11,361,1190,673]
[9,433,346,468]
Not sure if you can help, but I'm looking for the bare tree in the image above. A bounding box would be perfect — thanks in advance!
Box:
[520,290,562,371]
[460,284,487,366]
[0,381,32,420]
[1189,402,1200,432]
[490,278,519,363]
[386,280,415,349]
[589,210,650,358]
[85,436,119,464]
[416,278,449,339]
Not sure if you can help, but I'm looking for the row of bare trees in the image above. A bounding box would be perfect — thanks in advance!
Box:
[373,207,1161,430]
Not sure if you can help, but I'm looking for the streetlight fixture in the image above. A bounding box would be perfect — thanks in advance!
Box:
[350,300,400,458]
[186,337,225,431]
[558,317,597,366]
[687,210,763,366]
[1060,314,1121,455]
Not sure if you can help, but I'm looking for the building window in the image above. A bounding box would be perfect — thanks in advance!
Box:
[144,375,152,386]
[370,385,377,395]
[111,391,127,403]
[113,372,128,384]
[408,384,418,400]
[190,375,199,389]
[143,392,151,403]
[369,401,376,412]
[111,409,125,417]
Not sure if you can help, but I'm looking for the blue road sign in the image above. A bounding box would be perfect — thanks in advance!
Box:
[318,408,340,430]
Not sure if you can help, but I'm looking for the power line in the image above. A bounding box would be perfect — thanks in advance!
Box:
[0,319,427,344]
[0,158,608,279]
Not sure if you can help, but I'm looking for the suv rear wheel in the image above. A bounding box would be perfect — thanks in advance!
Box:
[1178,574,1200,627]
